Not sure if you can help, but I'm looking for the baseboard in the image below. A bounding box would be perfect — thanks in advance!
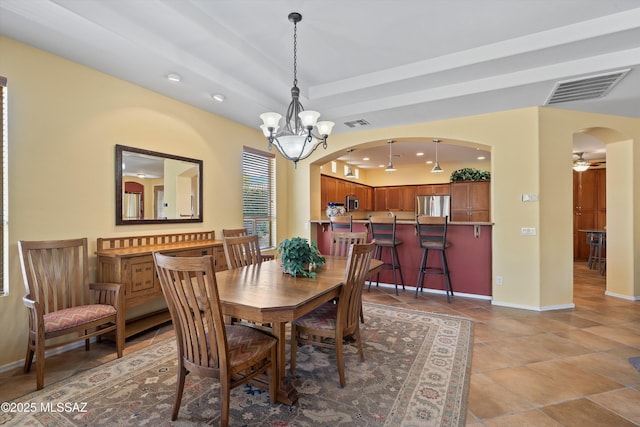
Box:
[604,291,640,301]
[491,300,575,311]
[0,340,89,374]
[368,281,492,301]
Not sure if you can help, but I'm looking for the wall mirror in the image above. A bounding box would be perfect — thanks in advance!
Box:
[115,144,203,225]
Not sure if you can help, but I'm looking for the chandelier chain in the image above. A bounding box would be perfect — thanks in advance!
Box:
[293,20,298,87]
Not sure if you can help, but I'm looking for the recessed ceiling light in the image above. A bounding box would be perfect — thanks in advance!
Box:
[416,152,424,156]
[211,93,225,102]
[378,164,385,168]
[167,73,181,82]
[426,160,433,164]
[363,157,370,161]
[477,156,486,160]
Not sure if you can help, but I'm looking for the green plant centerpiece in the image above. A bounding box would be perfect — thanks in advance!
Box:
[450,167,491,182]
[277,237,326,278]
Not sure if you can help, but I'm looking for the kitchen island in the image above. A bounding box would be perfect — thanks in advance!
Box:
[311,219,492,298]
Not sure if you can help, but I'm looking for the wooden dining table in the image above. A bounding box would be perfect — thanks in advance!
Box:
[214,255,383,405]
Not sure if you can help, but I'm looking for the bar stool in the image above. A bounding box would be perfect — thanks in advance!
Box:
[415,215,454,303]
[330,215,353,231]
[368,215,405,295]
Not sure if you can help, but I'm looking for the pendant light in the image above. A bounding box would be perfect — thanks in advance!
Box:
[431,139,443,173]
[573,152,590,172]
[345,149,356,178]
[385,140,396,172]
[259,12,335,168]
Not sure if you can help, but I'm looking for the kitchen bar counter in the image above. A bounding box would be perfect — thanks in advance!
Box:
[310,219,492,297]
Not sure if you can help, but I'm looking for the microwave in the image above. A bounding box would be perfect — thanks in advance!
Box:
[346,195,359,212]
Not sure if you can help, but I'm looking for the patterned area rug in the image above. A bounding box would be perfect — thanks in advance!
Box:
[2,303,473,426]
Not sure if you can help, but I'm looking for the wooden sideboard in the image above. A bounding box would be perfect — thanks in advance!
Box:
[96,231,227,337]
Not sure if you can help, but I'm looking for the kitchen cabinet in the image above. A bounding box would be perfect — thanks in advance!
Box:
[96,231,226,337]
[374,187,387,211]
[401,186,416,212]
[450,181,490,222]
[573,169,606,260]
[416,183,451,195]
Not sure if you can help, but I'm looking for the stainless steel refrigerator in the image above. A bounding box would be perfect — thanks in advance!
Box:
[416,195,450,217]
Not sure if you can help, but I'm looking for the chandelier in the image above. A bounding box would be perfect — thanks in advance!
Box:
[573,152,590,172]
[259,12,334,167]
[431,139,443,173]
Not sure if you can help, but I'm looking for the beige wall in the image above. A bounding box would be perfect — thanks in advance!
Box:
[0,37,294,367]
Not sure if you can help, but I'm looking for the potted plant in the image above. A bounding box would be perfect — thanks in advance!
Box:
[450,168,491,182]
[277,237,326,278]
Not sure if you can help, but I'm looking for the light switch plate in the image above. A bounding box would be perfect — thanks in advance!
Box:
[521,227,536,236]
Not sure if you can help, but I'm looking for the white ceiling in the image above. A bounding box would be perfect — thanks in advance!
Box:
[2,0,639,167]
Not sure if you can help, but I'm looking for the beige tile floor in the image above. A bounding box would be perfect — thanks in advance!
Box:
[1,262,639,426]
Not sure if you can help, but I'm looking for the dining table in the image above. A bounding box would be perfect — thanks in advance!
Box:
[214,255,383,405]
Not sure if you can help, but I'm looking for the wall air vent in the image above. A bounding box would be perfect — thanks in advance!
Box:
[344,119,370,128]
[545,69,630,105]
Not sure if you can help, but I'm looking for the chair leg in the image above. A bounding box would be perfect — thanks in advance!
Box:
[220,378,231,427]
[442,251,453,303]
[172,364,187,421]
[359,300,365,323]
[354,327,365,363]
[390,247,399,295]
[35,339,45,390]
[416,248,428,298]
[393,246,405,291]
[24,340,34,374]
[336,332,346,387]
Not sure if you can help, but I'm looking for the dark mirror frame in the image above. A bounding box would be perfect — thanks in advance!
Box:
[115,144,203,225]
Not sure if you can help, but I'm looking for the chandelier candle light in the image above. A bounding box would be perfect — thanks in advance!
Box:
[259,12,335,167]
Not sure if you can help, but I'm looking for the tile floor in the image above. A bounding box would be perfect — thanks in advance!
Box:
[1,262,639,426]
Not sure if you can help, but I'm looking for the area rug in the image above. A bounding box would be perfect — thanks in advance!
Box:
[1,303,473,427]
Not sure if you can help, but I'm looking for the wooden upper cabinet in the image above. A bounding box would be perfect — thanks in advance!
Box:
[416,183,451,196]
[374,187,387,211]
[573,168,606,260]
[450,181,490,222]
[385,187,402,210]
[401,186,416,211]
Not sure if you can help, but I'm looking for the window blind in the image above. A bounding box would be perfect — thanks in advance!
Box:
[242,147,276,249]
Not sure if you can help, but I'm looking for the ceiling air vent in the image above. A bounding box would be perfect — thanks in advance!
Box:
[344,119,370,128]
[545,69,630,105]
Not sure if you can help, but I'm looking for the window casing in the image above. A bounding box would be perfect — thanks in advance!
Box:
[1,76,7,295]
[242,147,276,249]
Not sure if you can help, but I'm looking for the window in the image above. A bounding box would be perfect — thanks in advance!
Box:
[242,147,276,249]
[1,76,7,295]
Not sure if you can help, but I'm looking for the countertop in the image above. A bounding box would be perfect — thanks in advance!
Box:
[310,218,493,226]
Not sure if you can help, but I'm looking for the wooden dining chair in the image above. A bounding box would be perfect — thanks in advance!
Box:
[222,228,248,237]
[222,229,275,261]
[153,252,277,427]
[18,238,125,390]
[222,234,263,269]
[330,231,368,257]
[290,242,375,387]
[330,231,368,323]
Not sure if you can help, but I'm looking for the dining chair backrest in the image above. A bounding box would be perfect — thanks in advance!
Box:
[154,253,227,371]
[222,228,249,237]
[330,231,368,257]
[416,215,449,250]
[368,215,398,245]
[330,215,353,231]
[223,234,262,269]
[338,242,375,333]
